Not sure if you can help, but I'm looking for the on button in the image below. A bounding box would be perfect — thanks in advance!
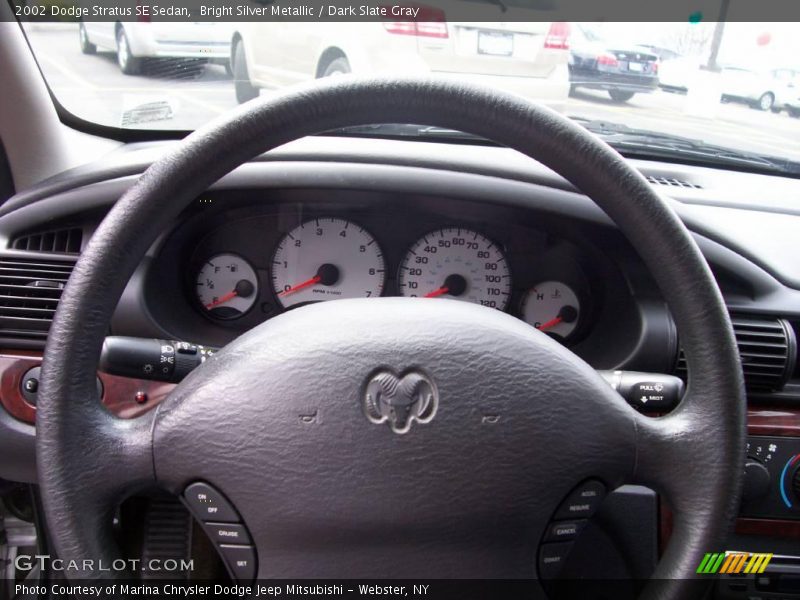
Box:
[184,482,239,522]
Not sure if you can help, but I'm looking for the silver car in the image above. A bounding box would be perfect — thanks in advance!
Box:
[231,18,571,108]
[79,21,233,75]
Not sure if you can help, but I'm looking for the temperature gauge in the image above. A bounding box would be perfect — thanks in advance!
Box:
[522,281,580,340]
[195,253,258,320]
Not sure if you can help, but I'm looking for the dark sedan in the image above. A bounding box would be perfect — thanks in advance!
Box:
[569,24,659,102]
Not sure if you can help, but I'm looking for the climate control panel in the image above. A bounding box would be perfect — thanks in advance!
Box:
[740,436,800,519]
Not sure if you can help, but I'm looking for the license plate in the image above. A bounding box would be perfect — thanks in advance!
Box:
[628,61,644,72]
[478,31,513,57]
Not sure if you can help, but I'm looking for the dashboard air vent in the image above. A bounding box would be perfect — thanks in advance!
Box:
[0,258,74,340]
[676,315,796,391]
[645,175,702,190]
[11,227,83,254]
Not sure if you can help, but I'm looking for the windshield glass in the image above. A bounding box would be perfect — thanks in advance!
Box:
[19,16,800,173]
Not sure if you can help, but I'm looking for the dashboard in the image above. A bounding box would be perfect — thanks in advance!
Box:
[1,136,800,576]
[0,136,797,409]
[140,188,665,371]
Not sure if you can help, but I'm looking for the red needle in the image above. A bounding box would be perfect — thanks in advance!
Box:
[278,275,322,297]
[537,316,563,331]
[205,290,238,310]
[424,286,450,298]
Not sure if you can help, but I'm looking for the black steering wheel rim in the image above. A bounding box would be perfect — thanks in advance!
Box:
[37,77,746,597]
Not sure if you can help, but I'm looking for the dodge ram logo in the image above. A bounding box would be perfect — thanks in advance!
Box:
[363,370,437,434]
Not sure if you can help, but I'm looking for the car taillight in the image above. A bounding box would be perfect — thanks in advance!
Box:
[382,5,448,38]
[597,53,619,68]
[652,61,659,74]
[544,21,571,50]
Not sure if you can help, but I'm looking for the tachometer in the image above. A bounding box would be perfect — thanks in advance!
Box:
[195,253,258,320]
[271,218,385,308]
[398,228,511,310]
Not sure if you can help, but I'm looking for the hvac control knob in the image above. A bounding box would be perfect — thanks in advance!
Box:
[793,465,800,505]
[741,458,771,502]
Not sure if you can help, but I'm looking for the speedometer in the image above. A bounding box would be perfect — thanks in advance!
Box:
[398,228,511,310]
[271,218,385,308]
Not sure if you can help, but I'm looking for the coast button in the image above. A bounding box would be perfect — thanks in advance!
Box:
[538,542,573,580]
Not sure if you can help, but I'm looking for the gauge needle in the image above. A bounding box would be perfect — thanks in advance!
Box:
[424,274,466,299]
[205,290,238,310]
[424,286,449,298]
[537,316,563,331]
[278,275,322,297]
[537,305,579,331]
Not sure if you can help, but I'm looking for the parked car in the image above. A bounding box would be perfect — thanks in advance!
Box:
[719,66,799,111]
[657,55,703,93]
[635,44,682,62]
[568,24,659,102]
[230,18,571,107]
[79,21,233,75]
[786,94,800,118]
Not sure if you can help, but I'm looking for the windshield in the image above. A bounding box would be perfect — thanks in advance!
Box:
[19,16,800,173]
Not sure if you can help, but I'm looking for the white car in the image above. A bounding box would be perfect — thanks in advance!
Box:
[79,21,233,75]
[230,18,571,108]
[786,95,800,118]
[719,66,799,112]
[658,55,703,94]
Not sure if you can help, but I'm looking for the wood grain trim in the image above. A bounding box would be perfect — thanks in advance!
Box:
[0,351,173,424]
[735,517,800,538]
[748,406,800,437]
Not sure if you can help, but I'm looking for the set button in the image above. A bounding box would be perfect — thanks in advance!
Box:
[220,545,257,582]
[183,482,257,583]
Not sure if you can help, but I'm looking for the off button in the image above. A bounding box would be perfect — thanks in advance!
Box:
[184,482,239,522]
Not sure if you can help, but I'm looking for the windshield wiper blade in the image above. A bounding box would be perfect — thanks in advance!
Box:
[570,117,800,175]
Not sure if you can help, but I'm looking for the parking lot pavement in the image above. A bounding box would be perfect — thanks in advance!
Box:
[25,25,800,163]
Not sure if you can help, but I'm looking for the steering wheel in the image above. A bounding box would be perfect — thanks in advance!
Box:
[37,78,745,598]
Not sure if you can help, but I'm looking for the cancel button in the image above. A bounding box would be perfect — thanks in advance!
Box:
[205,522,251,545]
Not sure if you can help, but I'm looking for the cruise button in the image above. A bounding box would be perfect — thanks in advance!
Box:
[205,522,251,545]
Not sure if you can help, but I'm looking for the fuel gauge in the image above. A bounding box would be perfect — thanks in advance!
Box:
[522,281,580,340]
[195,253,258,320]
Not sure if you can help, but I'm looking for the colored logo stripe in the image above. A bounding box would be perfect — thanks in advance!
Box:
[697,552,773,574]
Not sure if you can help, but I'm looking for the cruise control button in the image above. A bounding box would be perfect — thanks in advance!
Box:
[205,522,251,545]
[538,542,573,580]
[184,482,239,522]
[220,544,257,582]
[544,520,586,542]
[554,480,606,520]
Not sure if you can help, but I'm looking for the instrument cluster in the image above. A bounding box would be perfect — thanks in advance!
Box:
[185,211,592,346]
